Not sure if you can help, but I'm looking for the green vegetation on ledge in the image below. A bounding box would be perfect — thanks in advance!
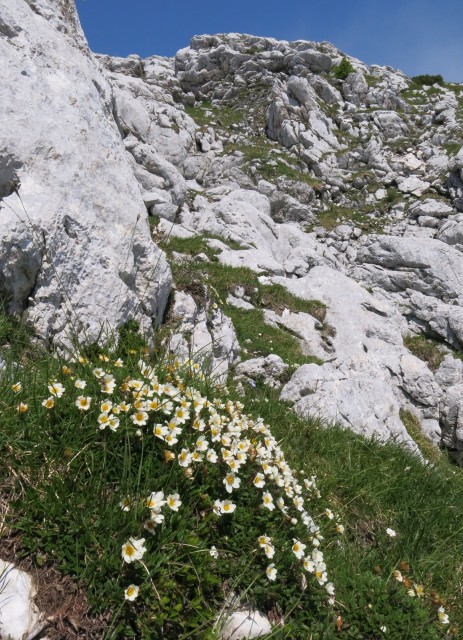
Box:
[160,234,326,367]
[332,57,356,81]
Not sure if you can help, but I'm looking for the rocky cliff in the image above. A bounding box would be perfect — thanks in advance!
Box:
[2,0,463,461]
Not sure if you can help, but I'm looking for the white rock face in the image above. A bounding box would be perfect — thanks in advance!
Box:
[0,0,171,346]
[0,560,43,640]
[355,236,463,302]
[276,267,434,451]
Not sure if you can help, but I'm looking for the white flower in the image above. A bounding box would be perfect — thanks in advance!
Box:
[75,396,91,411]
[325,508,334,520]
[131,411,149,426]
[336,523,345,534]
[253,473,265,488]
[166,493,181,511]
[75,379,86,389]
[98,412,110,429]
[122,538,146,563]
[206,449,218,464]
[386,528,397,538]
[303,557,315,573]
[119,497,132,512]
[438,606,449,625]
[326,582,335,596]
[312,549,324,563]
[100,399,113,413]
[195,435,209,452]
[150,510,164,524]
[153,423,168,440]
[146,491,166,510]
[258,535,272,548]
[178,448,192,467]
[144,519,158,534]
[48,382,65,397]
[380,625,387,633]
[223,472,241,493]
[262,492,275,511]
[124,584,139,601]
[102,375,116,394]
[219,499,236,514]
[42,396,55,409]
[266,564,277,581]
[210,546,219,559]
[292,539,306,560]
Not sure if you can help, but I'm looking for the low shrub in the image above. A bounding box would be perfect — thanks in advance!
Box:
[411,74,444,88]
[332,57,356,81]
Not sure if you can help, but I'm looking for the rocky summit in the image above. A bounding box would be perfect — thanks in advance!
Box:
[2,0,463,462]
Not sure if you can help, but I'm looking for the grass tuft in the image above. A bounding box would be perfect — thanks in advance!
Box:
[403,335,445,373]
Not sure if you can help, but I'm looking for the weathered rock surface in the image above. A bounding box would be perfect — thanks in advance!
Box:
[275,267,437,450]
[235,354,289,387]
[0,560,43,640]
[218,605,272,639]
[0,0,171,346]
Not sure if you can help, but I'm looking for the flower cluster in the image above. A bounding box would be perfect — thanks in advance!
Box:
[40,355,339,605]
[393,566,450,625]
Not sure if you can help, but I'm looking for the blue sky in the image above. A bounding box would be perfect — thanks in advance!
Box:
[76,0,463,82]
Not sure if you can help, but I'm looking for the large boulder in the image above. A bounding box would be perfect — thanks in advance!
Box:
[275,267,439,451]
[0,0,171,346]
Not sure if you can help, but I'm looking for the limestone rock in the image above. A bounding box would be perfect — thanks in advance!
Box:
[235,354,289,387]
[275,267,422,452]
[397,176,430,196]
[218,606,272,639]
[355,236,463,303]
[0,560,43,640]
[409,199,454,219]
[0,0,171,346]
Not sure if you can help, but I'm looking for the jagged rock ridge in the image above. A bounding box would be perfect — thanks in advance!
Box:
[2,1,463,461]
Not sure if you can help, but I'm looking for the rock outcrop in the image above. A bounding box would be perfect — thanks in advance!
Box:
[0,0,171,346]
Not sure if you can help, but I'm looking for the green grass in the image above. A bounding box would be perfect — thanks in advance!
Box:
[443,142,462,156]
[1,318,462,638]
[399,410,444,467]
[403,335,445,373]
[185,101,244,130]
[332,58,356,81]
[411,75,444,89]
[160,236,327,366]
[240,382,463,639]
[365,74,381,88]
[308,204,388,234]
[222,140,324,189]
